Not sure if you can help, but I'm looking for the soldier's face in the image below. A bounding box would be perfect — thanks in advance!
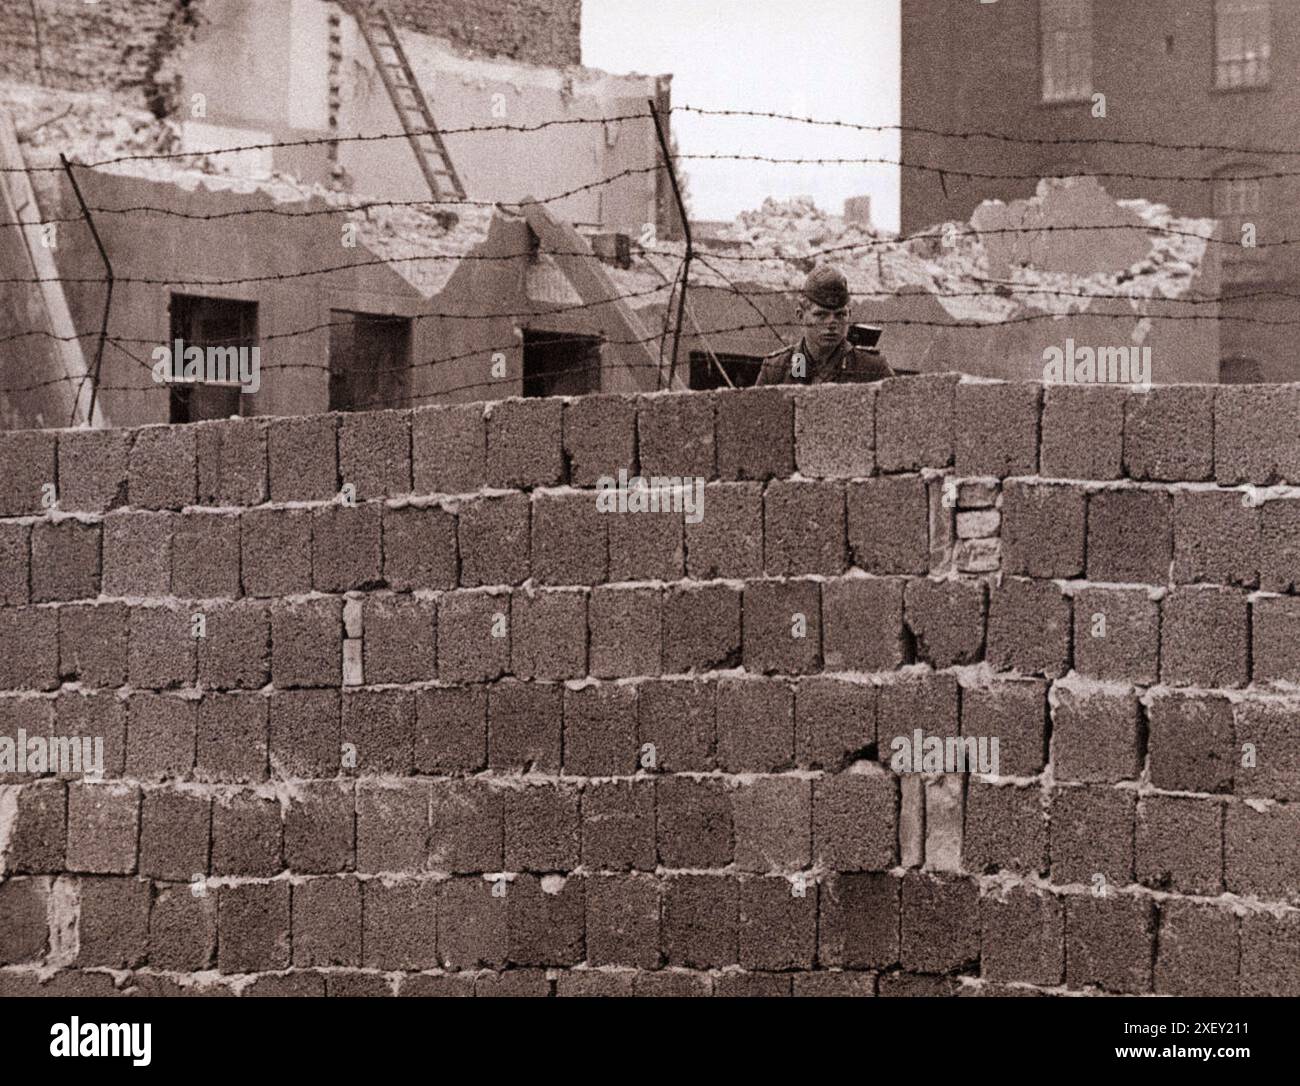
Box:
[799,303,850,350]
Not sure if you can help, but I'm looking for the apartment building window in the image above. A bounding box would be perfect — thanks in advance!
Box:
[1214,170,1266,282]
[1040,0,1093,103]
[1216,0,1271,89]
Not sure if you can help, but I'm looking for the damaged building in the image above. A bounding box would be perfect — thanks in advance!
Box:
[902,0,1295,382]
[0,0,1234,432]
[620,178,1222,388]
[0,0,678,429]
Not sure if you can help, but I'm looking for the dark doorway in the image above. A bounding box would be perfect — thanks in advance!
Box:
[329,311,412,411]
[168,294,257,423]
[522,330,602,397]
[689,351,763,389]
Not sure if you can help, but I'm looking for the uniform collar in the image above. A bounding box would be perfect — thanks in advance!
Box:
[799,336,851,371]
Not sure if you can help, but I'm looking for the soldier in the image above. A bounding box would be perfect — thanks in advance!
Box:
[754,264,894,386]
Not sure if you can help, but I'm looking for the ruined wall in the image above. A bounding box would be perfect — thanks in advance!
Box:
[0,166,447,430]
[0,130,69,432]
[170,0,658,235]
[0,0,201,116]
[357,0,582,67]
[0,0,580,103]
[0,134,658,432]
[334,11,660,235]
[618,181,1224,385]
[0,376,1298,996]
[900,0,1300,380]
[900,0,1300,231]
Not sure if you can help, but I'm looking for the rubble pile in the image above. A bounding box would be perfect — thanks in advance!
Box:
[2,80,493,296]
[717,194,885,263]
[2,81,1216,318]
[4,82,181,171]
[346,199,495,297]
[609,178,1216,324]
[911,177,1213,322]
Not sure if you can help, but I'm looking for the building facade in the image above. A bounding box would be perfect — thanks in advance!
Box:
[901,0,1296,380]
[1,0,680,430]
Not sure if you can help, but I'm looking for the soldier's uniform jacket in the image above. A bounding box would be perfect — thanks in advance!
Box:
[754,337,894,386]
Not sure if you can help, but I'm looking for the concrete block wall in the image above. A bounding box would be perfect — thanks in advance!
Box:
[0,376,1298,997]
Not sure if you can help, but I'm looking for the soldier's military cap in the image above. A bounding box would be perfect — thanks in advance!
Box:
[800,264,851,309]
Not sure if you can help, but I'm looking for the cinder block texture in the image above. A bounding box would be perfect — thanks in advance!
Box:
[1260,498,1300,593]
[1087,489,1172,584]
[486,399,563,488]
[268,415,337,501]
[847,475,929,575]
[58,429,129,513]
[195,417,268,506]
[794,384,874,477]
[1124,387,1214,482]
[1071,587,1159,684]
[875,375,955,471]
[1001,482,1085,578]
[1039,385,1124,480]
[0,381,1272,995]
[954,381,1039,477]
[1215,385,1300,486]
[716,387,794,481]
[413,403,485,494]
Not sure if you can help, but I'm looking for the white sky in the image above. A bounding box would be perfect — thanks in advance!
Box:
[582,0,902,231]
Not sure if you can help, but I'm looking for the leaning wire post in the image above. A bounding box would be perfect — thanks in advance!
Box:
[654,257,684,386]
[648,98,691,390]
[60,154,114,427]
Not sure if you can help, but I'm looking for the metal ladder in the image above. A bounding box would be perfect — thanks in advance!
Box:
[347,2,466,200]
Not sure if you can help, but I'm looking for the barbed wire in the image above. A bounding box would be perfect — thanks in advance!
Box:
[1,210,1288,270]
[675,152,1290,184]
[285,307,1300,384]
[103,281,683,348]
[0,247,1270,309]
[15,144,1292,185]
[8,101,1300,176]
[0,214,1287,290]
[2,266,1290,364]
[63,305,1285,415]
[4,294,1288,401]
[676,105,1300,158]
[0,238,1290,367]
[0,112,659,173]
[125,280,1300,347]
[2,99,1292,411]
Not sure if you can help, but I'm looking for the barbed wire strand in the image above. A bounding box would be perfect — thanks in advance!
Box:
[8,101,1300,175]
[1,106,1290,408]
